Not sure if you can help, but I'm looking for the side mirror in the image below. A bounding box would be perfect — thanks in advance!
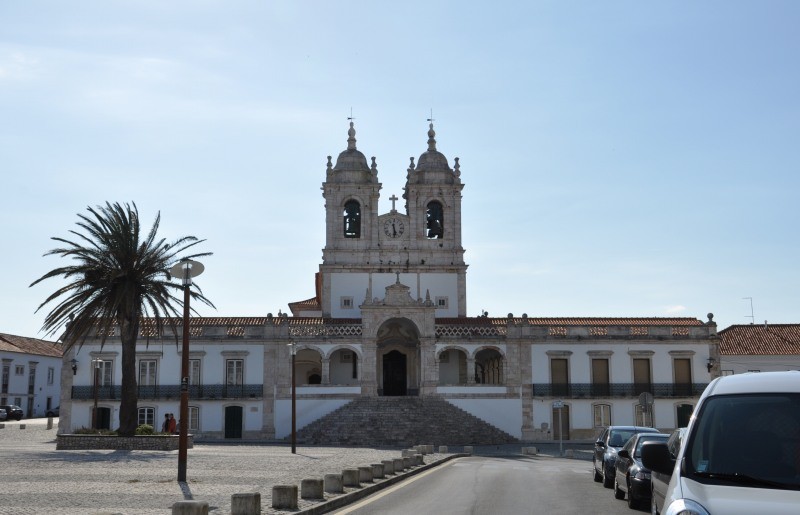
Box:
[596,440,605,448]
[618,449,630,459]
[641,441,674,475]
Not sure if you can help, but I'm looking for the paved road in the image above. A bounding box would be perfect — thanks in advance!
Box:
[333,455,643,515]
[0,418,602,515]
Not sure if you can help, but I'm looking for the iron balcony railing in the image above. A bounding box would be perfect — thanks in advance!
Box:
[531,382,707,398]
[71,384,264,401]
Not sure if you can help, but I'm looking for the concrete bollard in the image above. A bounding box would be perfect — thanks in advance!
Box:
[382,460,395,475]
[271,485,298,510]
[47,417,53,430]
[0,423,4,429]
[393,458,405,472]
[402,457,412,469]
[402,449,414,457]
[464,446,473,454]
[301,478,324,500]
[358,466,373,483]
[371,463,385,479]
[564,449,574,458]
[415,454,424,465]
[231,492,261,515]
[19,424,26,430]
[342,469,361,488]
[172,500,209,515]
[438,445,448,453]
[324,474,343,494]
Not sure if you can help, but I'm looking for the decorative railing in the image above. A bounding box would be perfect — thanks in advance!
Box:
[71,384,264,401]
[289,325,363,337]
[531,383,707,398]
[436,326,506,337]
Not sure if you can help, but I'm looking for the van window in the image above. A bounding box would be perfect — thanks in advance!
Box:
[685,393,800,488]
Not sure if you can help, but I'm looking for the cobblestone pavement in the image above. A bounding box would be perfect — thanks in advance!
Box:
[0,419,457,515]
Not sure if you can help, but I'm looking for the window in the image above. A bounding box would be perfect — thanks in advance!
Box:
[591,359,610,396]
[1,365,8,394]
[593,404,611,427]
[47,367,55,385]
[721,369,734,376]
[426,201,443,239]
[633,358,652,394]
[138,407,155,427]
[341,352,352,363]
[340,297,354,309]
[435,296,449,309]
[138,360,157,386]
[15,365,24,375]
[343,200,361,238]
[635,403,654,427]
[189,359,201,385]
[28,367,36,395]
[550,358,569,396]
[673,358,692,396]
[188,406,199,432]
[226,359,243,385]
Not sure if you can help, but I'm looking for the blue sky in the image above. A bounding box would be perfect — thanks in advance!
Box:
[2,1,798,339]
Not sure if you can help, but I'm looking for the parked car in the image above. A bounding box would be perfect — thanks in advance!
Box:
[0,405,23,421]
[46,406,60,417]
[594,425,660,488]
[650,427,687,515]
[613,431,669,509]
[0,408,6,421]
[642,371,800,515]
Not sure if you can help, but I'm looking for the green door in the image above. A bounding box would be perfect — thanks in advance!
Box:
[224,406,243,438]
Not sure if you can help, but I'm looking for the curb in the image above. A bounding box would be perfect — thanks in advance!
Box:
[295,453,467,514]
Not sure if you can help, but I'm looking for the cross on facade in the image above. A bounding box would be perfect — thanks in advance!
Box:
[389,194,398,212]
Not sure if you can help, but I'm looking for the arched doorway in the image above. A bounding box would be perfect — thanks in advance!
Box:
[383,350,407,396]
[376,318,420,396]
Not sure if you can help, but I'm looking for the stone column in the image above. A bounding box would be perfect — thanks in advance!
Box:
[466,357,476,385]
[419,337,437,395]
[321,357,331,385]
[360,340,378,396]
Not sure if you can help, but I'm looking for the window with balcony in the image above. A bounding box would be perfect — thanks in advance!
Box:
[189,359,201,385]
[591,359,610,396]
[633,358,652,394]
[550,358,569,396]
[226,359,243,386]
[673,358,692,396]
[138,360,157,386]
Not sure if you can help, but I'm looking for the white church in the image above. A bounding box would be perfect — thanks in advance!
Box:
[59,121,717,443]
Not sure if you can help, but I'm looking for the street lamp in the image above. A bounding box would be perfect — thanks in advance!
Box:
[169,258,204,483]
[91,358,102,429]
[288,340,297,454]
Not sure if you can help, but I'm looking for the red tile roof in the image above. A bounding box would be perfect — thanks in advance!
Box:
[437,317,704,326]
[718,324,800,355]
[0,333,63,358]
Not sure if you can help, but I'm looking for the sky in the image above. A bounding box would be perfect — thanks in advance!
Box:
[2,1,799,340]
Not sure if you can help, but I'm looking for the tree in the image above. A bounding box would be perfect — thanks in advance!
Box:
[31,202,213,436]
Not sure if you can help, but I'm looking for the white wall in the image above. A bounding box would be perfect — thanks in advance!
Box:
[330,272,459,317]
[447,398,522,438]
[719,355,800,375]
[274,398,351,439]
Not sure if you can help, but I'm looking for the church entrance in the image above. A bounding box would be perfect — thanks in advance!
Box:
[382,350,407,396]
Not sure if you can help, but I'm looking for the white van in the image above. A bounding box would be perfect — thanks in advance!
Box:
[642,371,800,515]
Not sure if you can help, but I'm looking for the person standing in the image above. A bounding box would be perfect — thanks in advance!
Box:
[168,413,177,434]
[161,413,170,433]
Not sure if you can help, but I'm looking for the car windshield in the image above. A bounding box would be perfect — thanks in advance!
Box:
[609,430,636,447]
[685,393,800,489]
[634,434,669,458]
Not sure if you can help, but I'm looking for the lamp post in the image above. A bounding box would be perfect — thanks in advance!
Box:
[289,340,296,454]
[91,357,102,429]
[170,258,204,483]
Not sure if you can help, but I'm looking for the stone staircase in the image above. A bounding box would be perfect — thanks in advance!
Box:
[295,396,518,447]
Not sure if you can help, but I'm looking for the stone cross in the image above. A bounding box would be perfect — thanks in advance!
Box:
[389,194,398,212]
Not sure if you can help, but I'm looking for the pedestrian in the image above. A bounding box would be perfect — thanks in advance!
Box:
[168,413,177,434]
[161,413,169,433]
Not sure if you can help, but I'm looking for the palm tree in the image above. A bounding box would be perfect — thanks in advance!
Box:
[31,202,213,436]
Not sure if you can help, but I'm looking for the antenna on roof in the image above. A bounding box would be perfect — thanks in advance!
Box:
[742,297,754,324]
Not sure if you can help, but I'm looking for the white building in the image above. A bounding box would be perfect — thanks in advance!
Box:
[1,333,63,418]
[717,323,800,375]
[59,122,717,441]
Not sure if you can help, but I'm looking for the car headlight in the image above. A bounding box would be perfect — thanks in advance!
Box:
[634,471,650,480]
[664,499,710,515]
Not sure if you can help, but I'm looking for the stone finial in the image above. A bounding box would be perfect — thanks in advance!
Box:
[707,313,714,322]
[427,122,437,151]
[454,156,460,177]
[346,121,357,150]
[408,157,415,171]
[326,156,332,170]
[371,156,377,173]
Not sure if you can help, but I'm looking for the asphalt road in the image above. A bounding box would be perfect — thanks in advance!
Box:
[333,455,644,515]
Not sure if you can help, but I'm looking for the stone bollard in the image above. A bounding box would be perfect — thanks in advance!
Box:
[47,417,53,430]
[358,466,373,483]
[382,459,395,475]
[231,493,260,515]
[272,485,298,510]
[402,449,414,457]
[402,457,412,469]
[371,463,385,479]
[393,458,405,472]
[415,454,424,465]
[0,423,4,429]
[172,500,209,515]
[342,469,361,488]
[324,474,343,494]
[301,479,324,500]
[438,445,448,453]
[464,446,473,455]
[564,449,574,458]
[19,424,26,430]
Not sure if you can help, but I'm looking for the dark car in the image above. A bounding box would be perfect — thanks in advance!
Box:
[0,405,23,421]
[593,425,660,488]
[613,432,669,509]
[0,408,6,421]
[46,406,60,417]
[649,427,686,515]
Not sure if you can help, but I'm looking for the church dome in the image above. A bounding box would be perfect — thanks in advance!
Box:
[332,122,371,176]
[414,123,452,173]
